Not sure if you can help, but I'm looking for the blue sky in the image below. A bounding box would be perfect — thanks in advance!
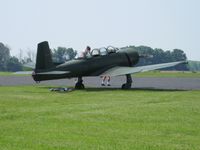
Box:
[0,0,200,60]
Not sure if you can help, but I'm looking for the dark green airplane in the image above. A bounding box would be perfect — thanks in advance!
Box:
[23,41,186,89]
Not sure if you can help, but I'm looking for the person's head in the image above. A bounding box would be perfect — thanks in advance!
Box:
[86,46,91,51]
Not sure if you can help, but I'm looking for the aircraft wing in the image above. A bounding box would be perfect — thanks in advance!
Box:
[100,61,187,76]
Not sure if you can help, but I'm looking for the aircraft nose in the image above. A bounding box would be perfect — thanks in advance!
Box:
[122,48,139,66]
[117,48,140,66]
[127,51,139,66]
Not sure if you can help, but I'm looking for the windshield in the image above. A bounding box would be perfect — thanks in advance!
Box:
[107,46,118,53]
[99,47,107,56]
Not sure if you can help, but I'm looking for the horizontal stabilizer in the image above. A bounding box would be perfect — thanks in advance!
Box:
[36,71,70,75]
[14,71,33,75]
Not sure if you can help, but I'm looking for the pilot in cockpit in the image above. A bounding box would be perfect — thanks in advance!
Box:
[82,46,91,58]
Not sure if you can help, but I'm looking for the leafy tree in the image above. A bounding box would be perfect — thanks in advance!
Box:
[65,48,77,60]
[188,61,200,71]
[153,48,165,63]
[6,56,22,71]
[52,47,77,62]
[0,42,23,71]
[170,49,188,70]
[171,49,187,61]
[0,42,10,71]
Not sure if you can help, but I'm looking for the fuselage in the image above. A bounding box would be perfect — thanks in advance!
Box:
[32,49,139,81]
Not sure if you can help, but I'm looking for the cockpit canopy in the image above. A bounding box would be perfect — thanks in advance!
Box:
[90,46,118,57]
[107,46,118,54]
[75,46,119,59]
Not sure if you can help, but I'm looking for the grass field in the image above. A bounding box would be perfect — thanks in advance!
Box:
[0,86,200,150]
[0,72,14,76]
[0,72,29,77]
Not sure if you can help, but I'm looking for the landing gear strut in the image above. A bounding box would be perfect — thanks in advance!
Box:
[75,77,85,89]
[121,74,132,89]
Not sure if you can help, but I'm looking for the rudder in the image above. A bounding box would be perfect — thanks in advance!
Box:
[35,41,54,71]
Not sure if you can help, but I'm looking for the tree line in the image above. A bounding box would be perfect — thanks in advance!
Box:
[188,60,200,71]
[0,42,77,71]
[0,42,199,72]
[0,43,22,71]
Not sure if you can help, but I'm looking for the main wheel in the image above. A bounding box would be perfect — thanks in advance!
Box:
[121,83,131,89]
[75,83,85,89]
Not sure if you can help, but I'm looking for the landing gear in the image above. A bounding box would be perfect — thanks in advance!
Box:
[121,74,132,89]
[75,77,85,89]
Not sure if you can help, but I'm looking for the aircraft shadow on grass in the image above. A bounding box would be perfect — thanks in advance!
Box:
[84,87,186,92]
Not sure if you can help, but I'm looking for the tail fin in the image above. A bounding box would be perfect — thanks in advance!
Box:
[35,41,54,71]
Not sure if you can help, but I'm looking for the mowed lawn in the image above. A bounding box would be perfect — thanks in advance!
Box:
[0,86,200,150]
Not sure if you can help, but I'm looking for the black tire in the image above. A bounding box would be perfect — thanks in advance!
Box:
[75,83,85,89]
[80,84,85,89]
[121,83,131,89]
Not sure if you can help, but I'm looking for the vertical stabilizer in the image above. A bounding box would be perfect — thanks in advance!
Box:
[35,41,54,71]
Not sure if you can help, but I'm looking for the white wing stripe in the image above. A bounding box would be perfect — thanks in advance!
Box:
[36,71,70,75]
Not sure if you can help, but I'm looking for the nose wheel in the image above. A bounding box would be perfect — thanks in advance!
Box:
[121,74,132,89]
[75,77,85,89]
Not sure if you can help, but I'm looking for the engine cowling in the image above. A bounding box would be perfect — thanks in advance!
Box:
[117,48,139,67]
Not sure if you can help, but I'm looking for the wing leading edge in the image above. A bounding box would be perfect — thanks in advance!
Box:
[101,61,187,76]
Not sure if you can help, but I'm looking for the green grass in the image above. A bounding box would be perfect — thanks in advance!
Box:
[134,71,200,78]
[0,72,14,76]
[0,86,200,150]
[0,72,29,77]
[0,72,30,76]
